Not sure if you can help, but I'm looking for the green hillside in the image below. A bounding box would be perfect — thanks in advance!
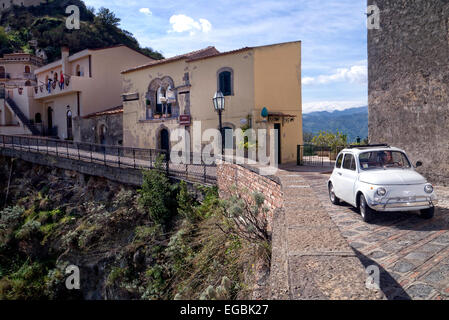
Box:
[303,106,368,142]
[0,0,163,62]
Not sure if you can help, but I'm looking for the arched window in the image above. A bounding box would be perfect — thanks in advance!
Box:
[218,68,233,96]
[24,66,31,73]
[35,113,42,123]
[0,66,5,77]
[25,80,31,86]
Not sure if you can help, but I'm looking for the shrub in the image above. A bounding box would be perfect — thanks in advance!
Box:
[220,189,270,243]
[138,155,176,225]
[15,221,41,240]
[177,181,199,222]
[0,206,24,230]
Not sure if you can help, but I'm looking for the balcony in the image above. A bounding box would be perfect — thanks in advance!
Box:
[34,75,93,100]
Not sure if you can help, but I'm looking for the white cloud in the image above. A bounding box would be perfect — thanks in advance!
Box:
[303,100,367,113]
[303,63,367,85]
[168,14,212,36]
[199,19,212,33]
[139,8,152,16]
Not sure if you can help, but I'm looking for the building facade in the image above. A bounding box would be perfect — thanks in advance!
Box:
[0,53,44,135]
[121,41,303,164]
[368,0,449,183]
[11,45,153,140]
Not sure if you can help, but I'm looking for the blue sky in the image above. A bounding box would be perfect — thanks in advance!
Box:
[84,0,368,113]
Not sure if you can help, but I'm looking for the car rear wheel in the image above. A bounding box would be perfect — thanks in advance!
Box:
[419,207,435,219]
[359,194,375,223]
[329,183,340,205]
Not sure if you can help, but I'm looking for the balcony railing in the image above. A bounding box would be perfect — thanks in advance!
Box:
[0,134,217,185]
[0,73,10,80]
[34,75,85,99]
[23,73,37,81]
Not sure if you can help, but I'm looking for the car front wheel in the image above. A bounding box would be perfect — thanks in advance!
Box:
[420,207,435,219]
[359,194,375,223]
[329,183,340,205]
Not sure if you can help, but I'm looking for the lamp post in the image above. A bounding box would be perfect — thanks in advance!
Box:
[212,91,225,154]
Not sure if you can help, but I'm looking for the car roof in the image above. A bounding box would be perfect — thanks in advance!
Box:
[340,147,406,155]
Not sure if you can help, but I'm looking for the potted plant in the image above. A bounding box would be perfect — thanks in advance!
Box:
[154,112,162,119]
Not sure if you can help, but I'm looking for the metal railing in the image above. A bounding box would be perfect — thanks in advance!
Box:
[297,144,346,167]
[0,134,217,184]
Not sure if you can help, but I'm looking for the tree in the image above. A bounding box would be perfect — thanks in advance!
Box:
[95,7,121,27]
[311,130,348,151]
[138,156,176,226]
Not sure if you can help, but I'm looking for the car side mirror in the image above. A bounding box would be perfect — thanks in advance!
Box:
[415,161,423,168]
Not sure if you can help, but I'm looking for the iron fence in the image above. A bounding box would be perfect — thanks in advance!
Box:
[297,144,346,167]
[0,134,217,184]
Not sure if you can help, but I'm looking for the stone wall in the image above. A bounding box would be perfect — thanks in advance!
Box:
[217,161,283,232]
[73,112,123,146]
[368,0,449,184]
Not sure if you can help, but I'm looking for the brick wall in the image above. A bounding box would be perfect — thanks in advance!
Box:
[217,161,283,232]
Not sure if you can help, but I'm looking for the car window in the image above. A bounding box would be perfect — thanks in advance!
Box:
[359,151,411,170]
[343,154,356,171]
[336,154,343,168]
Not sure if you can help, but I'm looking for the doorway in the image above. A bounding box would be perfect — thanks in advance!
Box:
[160,128,170,161]
[47,107,53,134]
[274,123,281,164]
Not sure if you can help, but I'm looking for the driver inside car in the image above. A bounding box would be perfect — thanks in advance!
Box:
[380,151,401,167]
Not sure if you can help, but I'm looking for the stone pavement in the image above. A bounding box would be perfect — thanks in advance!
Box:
[270,169,380,300]
[295,170,449,300]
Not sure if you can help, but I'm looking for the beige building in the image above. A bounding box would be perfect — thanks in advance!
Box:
[27,45,153,140]
[121,41,303,164]
[0,53,44,135]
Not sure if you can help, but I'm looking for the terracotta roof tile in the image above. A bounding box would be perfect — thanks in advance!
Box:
[83,106,123,119]
[121,46,219,74]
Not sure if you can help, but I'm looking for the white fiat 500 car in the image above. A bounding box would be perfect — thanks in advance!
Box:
[328,144,437,223]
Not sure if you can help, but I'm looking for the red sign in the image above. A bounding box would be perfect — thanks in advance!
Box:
[179,114,191,126]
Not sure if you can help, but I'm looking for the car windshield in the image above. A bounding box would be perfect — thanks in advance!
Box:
[359,151,411,170]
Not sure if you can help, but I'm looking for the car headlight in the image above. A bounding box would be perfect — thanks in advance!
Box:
[376,187,387,197]
[424,184,434,194]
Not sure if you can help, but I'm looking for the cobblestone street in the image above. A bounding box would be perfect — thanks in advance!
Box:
[298,171,449,300]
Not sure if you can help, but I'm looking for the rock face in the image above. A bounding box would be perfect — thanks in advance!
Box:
[368,0,449,184]
[0,156,147,300]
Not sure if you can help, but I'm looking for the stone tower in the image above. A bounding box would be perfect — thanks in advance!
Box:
[368,0,449,183]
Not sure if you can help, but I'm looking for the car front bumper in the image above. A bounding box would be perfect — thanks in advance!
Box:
[369,196,438,212]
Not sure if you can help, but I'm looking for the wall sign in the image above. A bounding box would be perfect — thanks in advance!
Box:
[179,114,191,126]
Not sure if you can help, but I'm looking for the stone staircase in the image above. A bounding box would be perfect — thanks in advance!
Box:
[5,97,40,135]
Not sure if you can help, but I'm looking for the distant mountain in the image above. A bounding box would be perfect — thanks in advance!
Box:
[303,106,368,142]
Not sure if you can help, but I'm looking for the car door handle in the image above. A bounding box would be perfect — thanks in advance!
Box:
[338,172,342,176]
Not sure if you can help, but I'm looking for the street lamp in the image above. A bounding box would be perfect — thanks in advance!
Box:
[212,91,225,154]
